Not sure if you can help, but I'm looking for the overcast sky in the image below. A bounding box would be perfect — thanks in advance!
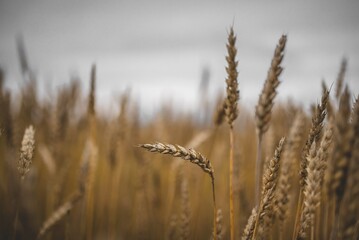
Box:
[0,0,358,115]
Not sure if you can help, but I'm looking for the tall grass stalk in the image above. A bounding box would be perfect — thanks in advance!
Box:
[224,26,239,240]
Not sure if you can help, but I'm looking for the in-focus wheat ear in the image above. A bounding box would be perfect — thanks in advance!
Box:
[252,137,285,239]
[139,143,213,175]
[254,34,287,206]
[255,34,287,139]
[297,142,321,240]
[300,87,329,188]
[224,27,239,128]
[138,142,218,240]
[292,87,329,239]
[18,125,35,179]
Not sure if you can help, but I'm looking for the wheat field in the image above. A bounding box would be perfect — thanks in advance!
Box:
[0,27,358,240]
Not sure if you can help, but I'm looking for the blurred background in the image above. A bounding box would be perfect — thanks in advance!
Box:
[0,0,359,117]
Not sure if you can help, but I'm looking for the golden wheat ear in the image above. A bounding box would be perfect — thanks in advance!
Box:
[224,27,240,129]
[253,137,285,239]
[297,142,321,240]
[254,34,287,208]
[138,142,218,240]
[300,88,329,189]
[138,143,214,175]
[242,207,258,240]
[276,112,305,236]
[18,125,35,179]
[255,35,287,140]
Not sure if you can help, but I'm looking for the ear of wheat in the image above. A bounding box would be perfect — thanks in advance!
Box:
[242,207,258,240]
[276,112,305,235]
[18,125,35,179]
[328,87,351,206]
[254,34,287,207]
[293,88,329,239]
[255,35,287,139]
[337,94,359,239]
[138,142,217,240]
[180,178,190,240]
[138,143,213,175]
[300,88,329,188]
[224,27,239,129]
[253,137,285,239]
[297,142,321,240]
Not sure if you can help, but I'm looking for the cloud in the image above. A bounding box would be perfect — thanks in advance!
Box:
[0,0,358,113]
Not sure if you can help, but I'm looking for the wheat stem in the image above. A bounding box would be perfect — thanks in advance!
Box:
[229,128,235,240]
[255,135,263,207]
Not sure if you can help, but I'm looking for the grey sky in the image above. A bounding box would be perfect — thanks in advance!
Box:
[1,0,358,115]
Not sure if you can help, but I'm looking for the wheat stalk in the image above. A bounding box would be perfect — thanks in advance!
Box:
[224,27,239,129]
[215,209,224,240]
[300,87,329,188]
[223,26,240,240]
[138,143,217,239]
[297,143,321,240]
[252,137,285,239]
[180,178,190,240]
[139,143,213,174]
[293,88,329,238]
[328,87,351,206]
[18,125,35,179]
[276,112,305,237]
[85,64,98,240]
[319,122,335,239]
[211,208,224,240]
[338,95,359,239]
[18,126,35,167]
[13,125,35,239]
[327,87,353,239]
[339,138,359,239]
[37,191,83,239]
[37,151,88,239]
[254,34,287,206]
[317,123,334,187]
[261,138,285,195]
[255,35,287,139]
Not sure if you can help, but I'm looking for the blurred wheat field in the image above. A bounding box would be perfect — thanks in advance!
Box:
[0,28,358,240]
